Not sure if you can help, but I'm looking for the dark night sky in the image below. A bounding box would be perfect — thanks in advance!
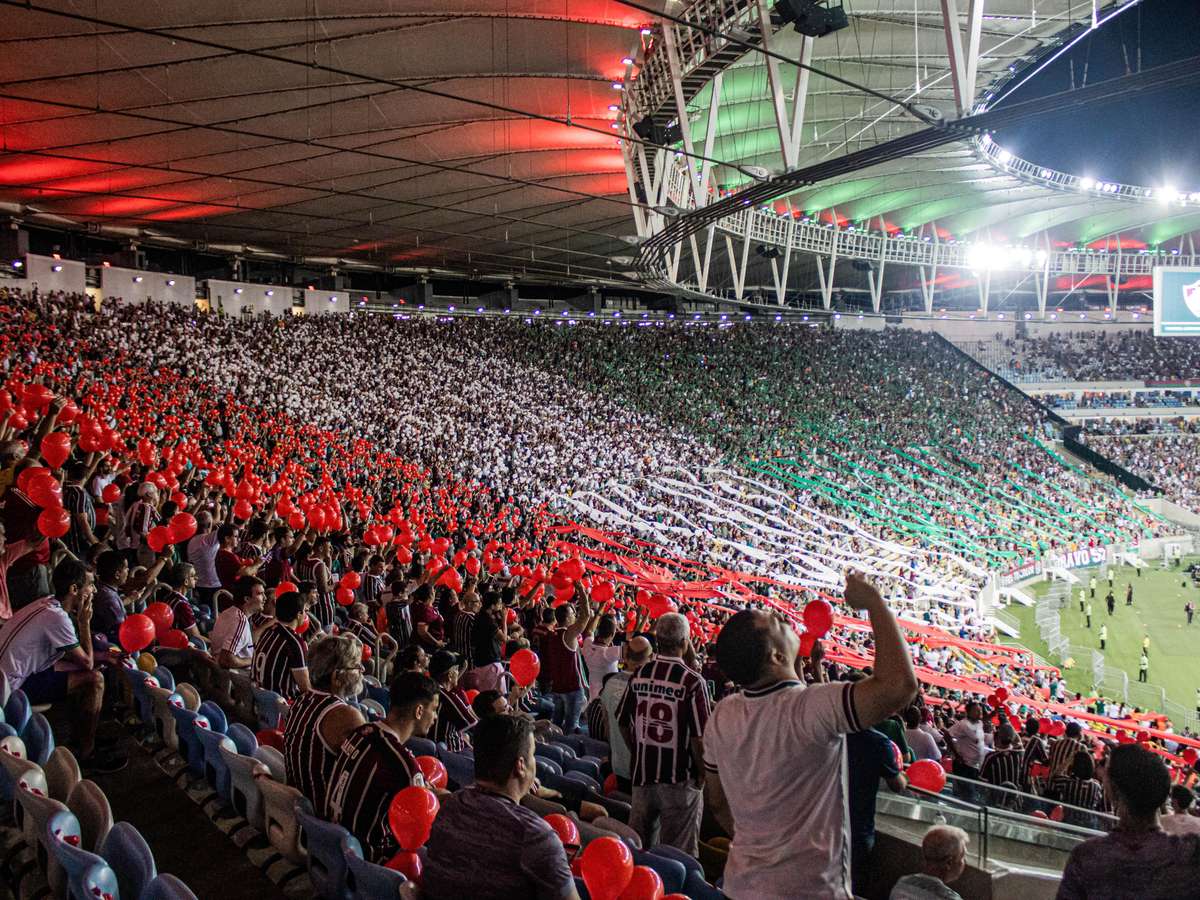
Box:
[991,0,1200,190]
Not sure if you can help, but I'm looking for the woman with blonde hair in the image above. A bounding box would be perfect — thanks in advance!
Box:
[282,633,366,806]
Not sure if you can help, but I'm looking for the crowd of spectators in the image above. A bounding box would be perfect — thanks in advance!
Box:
[1,286,1199,898]
[1082,433,1200,511]
[968,330,1200,383]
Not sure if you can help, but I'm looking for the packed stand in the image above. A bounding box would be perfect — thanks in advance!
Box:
[965,330,1200,383]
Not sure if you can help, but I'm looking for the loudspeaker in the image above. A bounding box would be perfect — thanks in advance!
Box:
[775,0,849,37]
[632,116,682,146]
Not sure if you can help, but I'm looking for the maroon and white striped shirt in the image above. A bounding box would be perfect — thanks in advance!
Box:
[283,690,345,806]
[616,655,711,787]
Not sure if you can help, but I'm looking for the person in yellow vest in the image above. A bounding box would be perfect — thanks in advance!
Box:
[1138,652,1149,683]
[1099,624,1108,651]
[1085,601,1092,629]
[1142,634,1150,658]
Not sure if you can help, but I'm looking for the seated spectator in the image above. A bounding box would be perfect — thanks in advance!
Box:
[91,549,129,645]
[889,825,969,900]
[979,724,1024,788]
[397,643,429,674]
[1058,744,1200,898]
[1047,751,1106,813]
[162,562,207,646]
[283,634,366,806]
[1048,721,1089,779]
[0,557,125,772]
[430,649,477,752]
[252,591,311,698]
[410,583,446,651]
[344,602,397,667]
[422,714,579,900]
[1161,785,1200,836]
[904,707,943,762]
[323,671,439,863]
[209,576,265,669]
[703,573,918,899]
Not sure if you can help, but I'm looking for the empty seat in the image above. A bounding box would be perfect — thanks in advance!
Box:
[632,848,687,894]
[195,727,236,801]
[535,756,563,779]
[0,734,32,803]
[197,700,228,735]
[564,756,602,782]
[17,783,71,896]
[147,686,181,751]
[296,803,356,900]
[220,746,269,831]
[175,683,201,712]
[152,666,176,692]
[649,843,704,878]
[22,711,55,765]
[344,834,407,899]
[594,816,641,848]
[521,793,568,818]
[683,866,725,899]
[44,746,81,802]
[253,745,286,783]
[582,789,631,823]
[141,873,200,900]
[258,777,308,865]
[225,722,259,757]
[561,770,601,794]
[0,670,9,707]
[67,779,113,852]
[46,807,105,900]
[252,686,287,730]
[4,688,32,735]
[169,706,207,778]
[100,821,158,900]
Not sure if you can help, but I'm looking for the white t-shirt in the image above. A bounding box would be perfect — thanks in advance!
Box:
[210,606,253,662]
[948,719,988,769]
[0,597,79,691]
[1161,813,1200,836]
[187,531,221,589]
[581,638,621,702]
[906,726,942,762]
[703,680,861,900]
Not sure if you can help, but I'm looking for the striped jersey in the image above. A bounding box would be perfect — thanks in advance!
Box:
[1022,735,1049,790]
[1048,736,1089,779]
[283,690,346,806]
[252,621,307,698]
[585,696,608,742]
[322,722,426,863]
[343,618,379,649]
[433,685,477,753]
[359,573,384,607]
[616,655,712,786]
[979,748,1024,788]
[450,609,475,668]
[1047,775,1107,811]
[294,558,334,631]
[384,599,412,647]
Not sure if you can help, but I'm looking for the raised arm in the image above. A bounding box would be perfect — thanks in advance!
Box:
[843,571,918,728]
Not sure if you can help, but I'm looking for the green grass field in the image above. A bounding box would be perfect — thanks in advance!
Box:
[1005,559,1200,717]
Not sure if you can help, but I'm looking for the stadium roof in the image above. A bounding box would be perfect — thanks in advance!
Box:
[0,0,1193,286]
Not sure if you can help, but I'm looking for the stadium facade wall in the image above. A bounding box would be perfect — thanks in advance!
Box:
[302,289,352,315]
[99,266,195,307]
[5,253,85,295]
[204,279,295,317]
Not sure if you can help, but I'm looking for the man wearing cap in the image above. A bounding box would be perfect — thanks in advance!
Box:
[430,649,478,752]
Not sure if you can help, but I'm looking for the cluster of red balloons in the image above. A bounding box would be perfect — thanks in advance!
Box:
[385,785,440,883]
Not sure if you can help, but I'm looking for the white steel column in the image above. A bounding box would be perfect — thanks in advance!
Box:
[940,0,986,116]
[756,0,816,169]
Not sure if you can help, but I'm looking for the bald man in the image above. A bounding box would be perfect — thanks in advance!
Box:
[601,636,652,791]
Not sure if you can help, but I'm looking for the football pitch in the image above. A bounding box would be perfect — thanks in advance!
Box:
[1004,558,1200,721]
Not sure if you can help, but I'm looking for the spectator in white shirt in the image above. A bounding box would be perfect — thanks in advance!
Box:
[581,615,621,702]
[702,573,918,900]
[210,576,265,669]
[904,708,943,762]
[945,702,988,776]
[1161,785,1200,836]
[186,510,222,608]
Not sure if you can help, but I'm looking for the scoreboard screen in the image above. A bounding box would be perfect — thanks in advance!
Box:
[1154,266,1200,336]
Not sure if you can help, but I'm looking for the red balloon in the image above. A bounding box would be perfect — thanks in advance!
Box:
[544,813,580,851]
[592,581,615,604]
[1182,747,1199,765]
[802,599,834,638]
[437,567,463,593]
[1048,805,1064,822]
[906,759,947,794]
[464,556,481,577]
[603,773,619,796]
[414,755,448,790]
[144,601,174,637]
[463,689,479,704]
[118,613,156,652]
[37,505,70,539]
[256,729,285,751]
[485,555,503,575]
[384,850,422,883]
[452,550,467,567]
[147,525,171,554]
[635,588,650,607]
[287,510,307,531]
[159,629,190,650]
[101,483,121,504]
[618,865,663,900]
[275,497,295,518]
[510,648,541,687]
[387,786,439,850]
[275,581,298,598]
[394,545,413,565]
[40,432,71,469]
[339,571,362,591]
[27,472,63,509]
[336,586,356,607]
[432,537,450,556]
[798,631,817,658]
[295,615,311,635]
[232,498,253,520]
[168,512,197,544]
[994,686,1008,702]
[17,466,49,495]
[580,836,634,900]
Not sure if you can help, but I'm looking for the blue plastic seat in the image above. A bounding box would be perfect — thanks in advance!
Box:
[440,751,474,789]
[4,688,31,735]
[534,742,569,768]
[539,772,585,812]
[561,770,601,794]
[364,684,390,711]
[141,873,200,900]
[221,746,268,831]
[649,843,704,878]
[225,722,258,757]
[535,757,562,780]
[23,711,55,765]
[405,736,436,757]
[195,728,236,800]
[565,756,602,782]
[683,867,725,899]
[100,821,157,900]
[197,701,227,735]
[46,808,107,900]
[296,804,355,900]
[0,720,16,741]
[252,686,286,730]
[126,669,157,725]
[632,849,687,894]
[169,706,206,778]
[153,666,176,692]
[344,833,407,899]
